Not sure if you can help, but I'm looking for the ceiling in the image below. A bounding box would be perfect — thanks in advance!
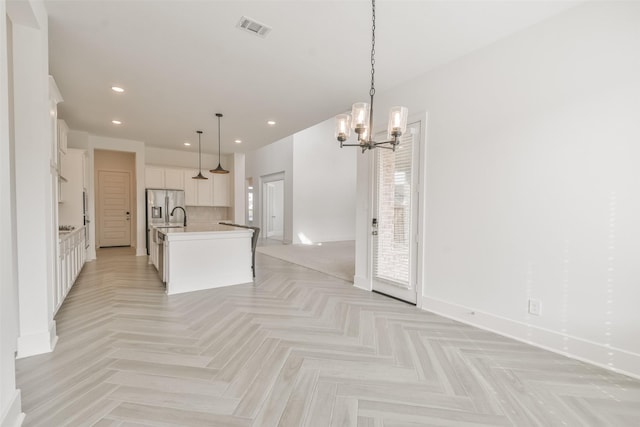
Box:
[46,0,578,155]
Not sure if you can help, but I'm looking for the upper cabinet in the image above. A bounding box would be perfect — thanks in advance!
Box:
[145,166,186,190]
[56,119,69,202]
[58,149,86,225]
[145,166,165,189]
[164,168,185,190]
[146,165,231,207]
[183,169,214,207]
[57,119,68,154]
[212,173,230,207]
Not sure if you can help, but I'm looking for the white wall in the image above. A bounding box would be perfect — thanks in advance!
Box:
[145,146,232,172]
[231,153,245,224]
[357,1,640,377]
[245,118,357,245]
[1,1,24,425]
[292,117,357,244]
[245,136,294,242]
[12,0,59,362]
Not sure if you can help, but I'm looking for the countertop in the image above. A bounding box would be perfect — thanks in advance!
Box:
[159,224,253,240]
[58,225,85,241]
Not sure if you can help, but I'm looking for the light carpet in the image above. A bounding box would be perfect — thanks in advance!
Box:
[256,240,355,282]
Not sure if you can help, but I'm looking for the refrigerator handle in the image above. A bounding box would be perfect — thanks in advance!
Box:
[165,195,170,224]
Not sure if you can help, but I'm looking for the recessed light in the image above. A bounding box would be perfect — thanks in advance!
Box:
[235,139,242,144]
[111,86,125,93]
[112,120,122,125]
[183,142,191,146]
[267,120,276,126]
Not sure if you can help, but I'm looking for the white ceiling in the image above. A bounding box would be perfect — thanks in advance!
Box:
[46,0,578,155]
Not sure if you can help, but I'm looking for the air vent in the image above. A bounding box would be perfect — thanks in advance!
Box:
[236,16,272,38]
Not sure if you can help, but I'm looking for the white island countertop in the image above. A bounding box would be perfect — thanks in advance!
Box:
[160,224,254,295]
[159,224,252,241]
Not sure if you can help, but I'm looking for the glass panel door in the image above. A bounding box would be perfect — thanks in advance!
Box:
[372,121,420,303]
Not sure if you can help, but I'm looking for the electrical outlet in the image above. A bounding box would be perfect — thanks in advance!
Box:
[528,299,541,316]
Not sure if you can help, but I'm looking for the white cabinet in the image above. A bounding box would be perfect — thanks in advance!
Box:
[146,165,231,207]
[149,228,159,269]
[212,174,231,207]
[58,149,85,223]
[56,119,69,203]
[57,119,68,154]
[146,166,187,190]
[197,176,214,206]
[183,170,198,206]
[183,169,214,206]
[56,227,86,314]
[164,168,185,190]
[145,166,165,189]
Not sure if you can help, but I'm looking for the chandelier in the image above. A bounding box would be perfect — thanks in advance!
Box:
[335,0,408,152]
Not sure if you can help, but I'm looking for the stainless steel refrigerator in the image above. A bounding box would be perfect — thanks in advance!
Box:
[145,188,185,255]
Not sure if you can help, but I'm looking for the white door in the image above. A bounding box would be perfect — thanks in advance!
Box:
[371,121,421,303]
[98,170,131,247]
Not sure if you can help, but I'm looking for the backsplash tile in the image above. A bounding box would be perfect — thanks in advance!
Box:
[186,206,230,224]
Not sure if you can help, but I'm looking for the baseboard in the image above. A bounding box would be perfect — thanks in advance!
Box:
[136,247,146,257]
[16,321,57,359]
[0,390,24,427]
[353,275,371,291]
[421,296,640,380]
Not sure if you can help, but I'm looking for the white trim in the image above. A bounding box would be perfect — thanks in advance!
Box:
[0,390,24,427]
[414,112,428,310]
[353,275,371,291]
[259,171,286,242]
[370,113,427,305]
[421,296,640,380]
[16,321,57,359]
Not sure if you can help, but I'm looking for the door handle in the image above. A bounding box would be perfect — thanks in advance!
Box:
[372,230,378,236]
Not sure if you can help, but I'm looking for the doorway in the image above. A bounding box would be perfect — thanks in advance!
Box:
[371,121,421,304]
[246,178,254,225]
[263,179,284,240]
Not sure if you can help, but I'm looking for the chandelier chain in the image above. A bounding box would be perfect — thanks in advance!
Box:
[370,0,376,98]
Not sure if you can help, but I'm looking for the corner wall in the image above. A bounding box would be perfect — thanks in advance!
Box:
[12,0,58,361]
[1,1,23,424]
[245,136,294,242]
[357,1,640,377]
[292,117,357,244]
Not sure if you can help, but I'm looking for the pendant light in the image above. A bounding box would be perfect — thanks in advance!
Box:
[210,113,229,174]
[335,0,408,153]
[192,130,208,180]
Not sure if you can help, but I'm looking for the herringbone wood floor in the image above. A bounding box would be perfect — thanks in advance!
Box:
[16,247,640,426]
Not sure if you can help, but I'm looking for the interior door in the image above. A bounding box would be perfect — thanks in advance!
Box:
[98,170,131,247]
[371,121,421,303]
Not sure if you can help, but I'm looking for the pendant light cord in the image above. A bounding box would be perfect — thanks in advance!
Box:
[218,115,222,162]
[198,131,202,171]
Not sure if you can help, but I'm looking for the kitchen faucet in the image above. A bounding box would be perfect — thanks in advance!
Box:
[170,206,187,227]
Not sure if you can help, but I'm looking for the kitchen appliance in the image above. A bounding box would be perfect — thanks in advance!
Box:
[157,230,166,282]
[145,188,185,255]
[82,189,90,249]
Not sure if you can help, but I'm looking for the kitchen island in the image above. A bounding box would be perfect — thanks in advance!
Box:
[159,224,254,295]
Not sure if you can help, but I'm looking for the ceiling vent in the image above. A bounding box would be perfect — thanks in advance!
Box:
[236,16,272,38]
